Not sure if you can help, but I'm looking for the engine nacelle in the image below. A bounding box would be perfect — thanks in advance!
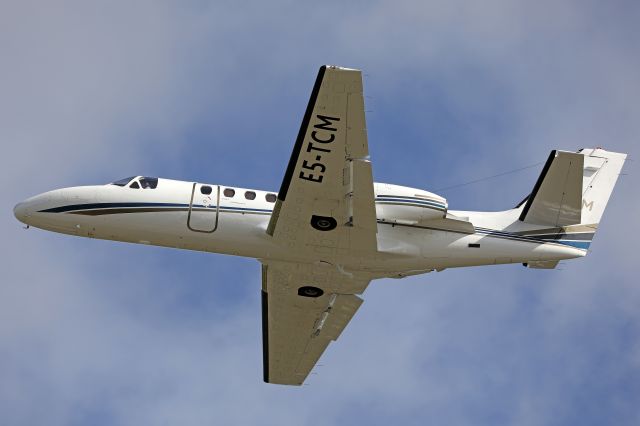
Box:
[375,183,447,225]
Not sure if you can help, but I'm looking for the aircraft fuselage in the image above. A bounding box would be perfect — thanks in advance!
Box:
[14,177,585,279]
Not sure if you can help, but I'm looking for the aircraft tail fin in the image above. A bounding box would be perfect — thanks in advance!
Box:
[519,148,626,228]
[578,148,627,226]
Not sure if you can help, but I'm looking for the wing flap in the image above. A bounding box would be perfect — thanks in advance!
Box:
[292,294,363,379]
[421,216,475,234]
[312,293,364,341]
[348,159,378,235]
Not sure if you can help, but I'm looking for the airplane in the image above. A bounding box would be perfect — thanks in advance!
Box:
[14,65,627,386]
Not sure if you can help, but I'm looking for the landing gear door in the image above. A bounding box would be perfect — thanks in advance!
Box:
[187,183,220,233]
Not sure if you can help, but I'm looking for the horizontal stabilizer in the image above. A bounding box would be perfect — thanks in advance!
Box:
[523,260,559,269]
[520,150,584,226]
[422,215,475,234]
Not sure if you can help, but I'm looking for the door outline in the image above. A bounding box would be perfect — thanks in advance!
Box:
[187,183,220,233]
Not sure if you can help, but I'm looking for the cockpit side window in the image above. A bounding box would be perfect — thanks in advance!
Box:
[130,181,140,189]
[140,177,158,189]
[111,176,136,187]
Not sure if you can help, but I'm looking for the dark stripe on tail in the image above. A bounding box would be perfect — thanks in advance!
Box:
[520,150,556,221]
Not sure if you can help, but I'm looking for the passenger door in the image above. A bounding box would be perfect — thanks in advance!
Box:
[187,183,220,233]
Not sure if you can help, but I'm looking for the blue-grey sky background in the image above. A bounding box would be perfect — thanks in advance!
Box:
[1,1,639,425]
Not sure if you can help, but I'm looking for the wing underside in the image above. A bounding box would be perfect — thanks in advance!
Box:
[260,65,377,385]
[267,65,377,257]
[261,262,368,385]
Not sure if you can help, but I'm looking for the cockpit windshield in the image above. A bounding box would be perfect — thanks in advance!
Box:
[110,176,158,189]
[111,176,136,187]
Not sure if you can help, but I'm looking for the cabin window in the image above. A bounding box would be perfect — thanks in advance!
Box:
[245,191,256,200]
[111,176,135,187]
[224,188,235,197]
[201,185,213,195]
[265,193,277,203]
[140,177,158,189]
[130,181,140,189]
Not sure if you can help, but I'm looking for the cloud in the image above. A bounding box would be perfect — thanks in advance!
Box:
[1,1,638,425]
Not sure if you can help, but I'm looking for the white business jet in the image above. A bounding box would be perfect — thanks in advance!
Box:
[14,66,626,385]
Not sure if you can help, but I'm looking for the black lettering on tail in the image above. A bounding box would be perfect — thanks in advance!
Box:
[314,115,340,132]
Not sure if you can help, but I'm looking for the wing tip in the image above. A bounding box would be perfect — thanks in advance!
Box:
[322,64,361,72]
[263,377,304,386]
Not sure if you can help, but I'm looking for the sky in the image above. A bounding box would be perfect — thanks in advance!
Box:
[1,1,639,425]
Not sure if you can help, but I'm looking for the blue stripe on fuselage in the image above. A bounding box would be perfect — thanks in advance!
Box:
[375,197,446,209]
[40,202,187,213]
[39,202,273,214]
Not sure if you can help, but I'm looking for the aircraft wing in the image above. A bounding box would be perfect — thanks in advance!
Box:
[267,65,377,256]
[261,261,369,385]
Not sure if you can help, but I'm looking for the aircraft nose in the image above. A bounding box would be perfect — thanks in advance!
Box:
[13,201,31,223]
[14,192,50,225]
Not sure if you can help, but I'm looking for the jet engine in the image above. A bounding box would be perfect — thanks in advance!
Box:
[374,183,447,225]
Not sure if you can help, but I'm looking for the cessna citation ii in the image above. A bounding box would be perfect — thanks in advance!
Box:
[14,66,626,385]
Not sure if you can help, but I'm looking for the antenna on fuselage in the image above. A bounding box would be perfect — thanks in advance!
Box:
[433,161,544,193]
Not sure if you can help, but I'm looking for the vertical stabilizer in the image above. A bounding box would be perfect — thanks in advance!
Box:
[519,150,584,226]
[519,148,626,228]
[579,148,627,226]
